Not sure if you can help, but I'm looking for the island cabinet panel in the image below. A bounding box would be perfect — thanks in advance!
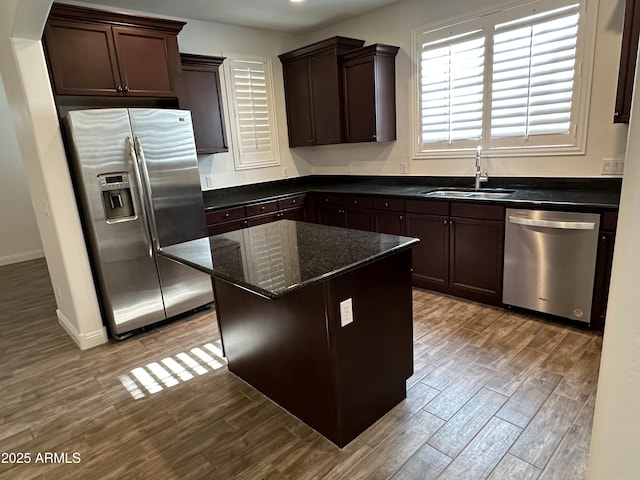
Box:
[406,200,505,304]
[279,37,365,147]
[180,54,228,154]
[212,248,413,447]
[341,44,399,143]
[43,4,184,98]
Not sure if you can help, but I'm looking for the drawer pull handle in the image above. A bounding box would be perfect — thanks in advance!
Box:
[385,202,389,207]
[291,199,296,204]
[223,213,230,218]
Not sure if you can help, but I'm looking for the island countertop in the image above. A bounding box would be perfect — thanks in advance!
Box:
[159,219,419,299]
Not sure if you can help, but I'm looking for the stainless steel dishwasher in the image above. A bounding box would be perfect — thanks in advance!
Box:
[503,208,600,324]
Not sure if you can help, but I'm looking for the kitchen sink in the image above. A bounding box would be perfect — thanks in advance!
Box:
[421,189,515,199]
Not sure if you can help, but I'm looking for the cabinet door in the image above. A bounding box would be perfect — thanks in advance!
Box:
[43,20,122,96]
[342,56,376,142]
[112,27,177,97]
[318,205,347,228]
[375,210,405,235]
[345,207,374,231]
[406,213,449,290]
[449,217,504,304]
[181,55,228,154]
[309,51,343,145]
[591,232,616,331]
[282,60,314,146]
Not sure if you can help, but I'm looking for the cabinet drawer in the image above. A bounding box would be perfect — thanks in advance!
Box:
[207,219,247,235]
[405,199,449,216]
[278,194,306,210]
[246,200,278,217]
[246,211,280,226]
[206,206,245,225]
[373,197,405,211]
[451,202,504,221]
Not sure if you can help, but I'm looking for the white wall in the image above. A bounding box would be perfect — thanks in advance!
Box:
[293,0,629,179]
[587,43,640,479]
[0,0,107,349]
[0,73,42,265]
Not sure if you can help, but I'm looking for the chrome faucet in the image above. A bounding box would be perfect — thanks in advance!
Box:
[474,146,488,191]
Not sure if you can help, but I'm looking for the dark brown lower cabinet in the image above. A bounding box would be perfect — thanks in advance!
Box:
[318,206,374,231]
[405,200,504,305]
[406,212,449,289]
[591,211,618,330]
[449,217,504,303]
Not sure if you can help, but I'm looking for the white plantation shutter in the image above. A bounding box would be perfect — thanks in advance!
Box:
[225,57,280,169]
[491,5,579,141]
[420,32,485,146]
[414,0,591,157]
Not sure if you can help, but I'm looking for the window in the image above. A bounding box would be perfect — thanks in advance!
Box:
[413,0,595,158]
[223,55,280,170]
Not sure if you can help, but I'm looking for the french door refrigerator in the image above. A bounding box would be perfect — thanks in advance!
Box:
[64,108,214,338]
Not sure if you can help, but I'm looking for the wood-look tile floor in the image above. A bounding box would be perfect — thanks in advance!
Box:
[0,258,601,480]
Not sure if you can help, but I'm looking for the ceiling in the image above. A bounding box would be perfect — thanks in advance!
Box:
[62,0,404,34]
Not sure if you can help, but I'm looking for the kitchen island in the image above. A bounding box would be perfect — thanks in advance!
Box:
[160,220,418,447]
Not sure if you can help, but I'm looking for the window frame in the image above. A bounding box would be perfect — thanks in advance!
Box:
[222,53,281,170]
[411,0,598,160]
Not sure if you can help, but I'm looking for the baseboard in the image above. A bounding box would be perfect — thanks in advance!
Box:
[0,249,45,266]
[57,309,108,350]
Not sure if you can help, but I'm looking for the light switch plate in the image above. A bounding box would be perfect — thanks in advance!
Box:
[340,298,353,327]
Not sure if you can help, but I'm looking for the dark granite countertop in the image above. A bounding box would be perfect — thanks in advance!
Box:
[202,175,621,212]
[159,220,419,298]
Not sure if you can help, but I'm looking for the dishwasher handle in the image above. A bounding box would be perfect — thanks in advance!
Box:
[508,215,596,230]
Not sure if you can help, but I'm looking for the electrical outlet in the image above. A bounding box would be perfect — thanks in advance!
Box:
[400,162,408,174]
[205,175,215,187]
[339,298,353,327]
[602,158,625,175]
[283,167,289,177]
[55,285,62,301]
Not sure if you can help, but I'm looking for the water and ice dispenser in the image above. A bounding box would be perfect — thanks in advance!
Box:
[99,173,135,222]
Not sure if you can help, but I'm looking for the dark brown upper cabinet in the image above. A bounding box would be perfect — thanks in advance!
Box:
[341,44,399,143]
[180,54,228,154]
[43,3,184,99]
[615,0,640,123]
[279,37,365,147]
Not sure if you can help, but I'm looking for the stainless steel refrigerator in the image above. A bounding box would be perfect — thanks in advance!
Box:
[64,108,214,338]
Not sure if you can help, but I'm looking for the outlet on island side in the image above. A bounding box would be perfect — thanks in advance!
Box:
[340,298,354,327]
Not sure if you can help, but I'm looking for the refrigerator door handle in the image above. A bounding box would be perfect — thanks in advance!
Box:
[134,136,161,251]
[127,136,154,258]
